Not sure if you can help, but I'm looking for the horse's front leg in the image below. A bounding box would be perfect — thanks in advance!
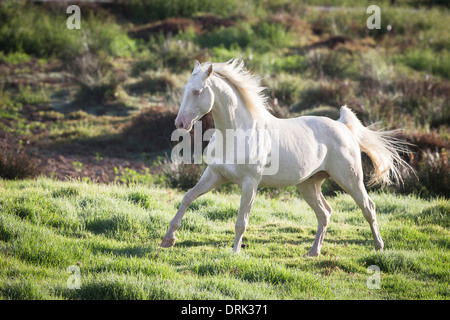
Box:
[161,167,225,248]
[233,178,259,254]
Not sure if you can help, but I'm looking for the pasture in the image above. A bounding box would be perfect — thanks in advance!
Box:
[0,0,449,301]
[0,178,448,299]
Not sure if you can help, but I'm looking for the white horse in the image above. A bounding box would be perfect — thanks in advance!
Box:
[161,59,409,256]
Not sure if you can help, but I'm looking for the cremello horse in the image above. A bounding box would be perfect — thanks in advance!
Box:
[161,59,409,256]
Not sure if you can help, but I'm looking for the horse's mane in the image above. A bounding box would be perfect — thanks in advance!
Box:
[209,59,272,120]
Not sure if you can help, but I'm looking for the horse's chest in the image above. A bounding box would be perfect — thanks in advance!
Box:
[209,163,261,185]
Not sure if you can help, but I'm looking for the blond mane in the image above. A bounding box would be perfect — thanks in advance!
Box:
[209,59,272,120]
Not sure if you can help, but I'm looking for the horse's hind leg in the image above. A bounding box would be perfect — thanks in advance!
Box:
[329,167,384,251]
[350,184,384,250]
[297,172,332,257]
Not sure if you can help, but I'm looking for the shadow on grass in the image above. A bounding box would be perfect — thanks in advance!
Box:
[90,242,154,258]
[176,238,231,248]
[173,231,375,253]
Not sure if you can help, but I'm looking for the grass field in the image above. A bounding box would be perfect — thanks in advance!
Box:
[0,0,449,301]
[0,178,448,300]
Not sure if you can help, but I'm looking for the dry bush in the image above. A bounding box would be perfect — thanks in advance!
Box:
[163,161,206,190]
[123,107,178,152]
[399,148,449,198]
[68,46,125,104]
[305,47,357,79]
[0,138,39,180]
[355,71,450,128]
[126,73,176,95]
[391,77,450,128]
[122,106,214,154]
[292,80,353,112]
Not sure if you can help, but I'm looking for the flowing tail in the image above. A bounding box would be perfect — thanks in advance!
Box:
[338,106,413,187]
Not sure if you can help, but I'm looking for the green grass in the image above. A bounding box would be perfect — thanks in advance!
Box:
[0,178,448,300]
[0,0,449,300]
[0,2,137,60]
[398,48,450,79]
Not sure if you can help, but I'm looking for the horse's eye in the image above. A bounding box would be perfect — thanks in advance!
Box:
[193,90,200,96]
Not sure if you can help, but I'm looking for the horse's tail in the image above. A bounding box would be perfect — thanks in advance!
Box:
[337,105,412,187]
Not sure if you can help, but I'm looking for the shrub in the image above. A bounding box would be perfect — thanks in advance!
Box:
[399,49,450,79]
[137,36,205,73]
[163,161,206,190]
[126,73,176,95]
[251,21,296,51]
[356,75,450,128]
[321,179,344,197]
[398,148,449,198]
[264,74,299,107]
[0,138,39,180]
[272,55,307,74]
[291,80,353,112]
[199,23,254,50]
[123,107,178,152]
[130,54,159,77]
[69,49,125,104]
[305,48,358,79]
[199,20,296,53]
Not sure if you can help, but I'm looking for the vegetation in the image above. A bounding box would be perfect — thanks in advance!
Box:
[0,0,448,300]
[1,1,448,193]
[0,178,448,299]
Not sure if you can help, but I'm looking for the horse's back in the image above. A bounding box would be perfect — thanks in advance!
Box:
[276,115,358,151]
[260,115,359,186]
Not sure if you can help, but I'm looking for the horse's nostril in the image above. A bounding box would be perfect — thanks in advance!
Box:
[175,119,184,129]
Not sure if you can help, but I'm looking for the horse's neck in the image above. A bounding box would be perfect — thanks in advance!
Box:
[210,76,254,132]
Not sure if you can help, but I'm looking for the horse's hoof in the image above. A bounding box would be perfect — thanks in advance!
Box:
[303,252,320,258]
[375,242,384,251]
[160,237,176,248]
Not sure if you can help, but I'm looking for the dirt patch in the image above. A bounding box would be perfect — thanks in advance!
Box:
[301,35,353,51]
[36,150,151,183]
[193,15,235,31]
[128,15,235,41]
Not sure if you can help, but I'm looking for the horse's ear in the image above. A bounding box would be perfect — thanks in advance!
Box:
[192,60,200,74]
[205,64,213,79]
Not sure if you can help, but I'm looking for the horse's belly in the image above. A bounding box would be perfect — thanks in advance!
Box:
[259,151,324,187]
[259,167,315,187]
[259,129,328,186]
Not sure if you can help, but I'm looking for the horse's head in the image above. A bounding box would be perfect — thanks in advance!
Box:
[175,61,214,131]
